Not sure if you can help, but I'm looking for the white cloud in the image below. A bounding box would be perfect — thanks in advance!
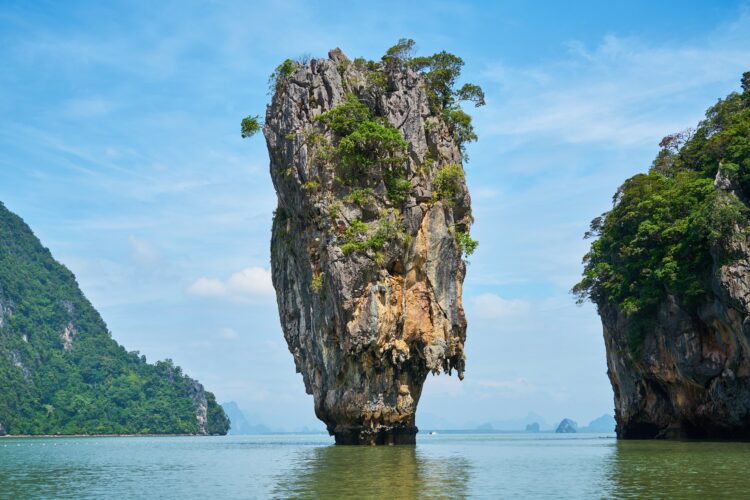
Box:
[469,293,531,320]
[475,377,536,394]
[128,235,159,265]
[187,267,275,302]
[478,22,750,148]
[218,327,240,340]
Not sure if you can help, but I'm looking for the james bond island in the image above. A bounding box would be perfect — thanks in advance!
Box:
[575,73,750,439]
[246,40,480,444]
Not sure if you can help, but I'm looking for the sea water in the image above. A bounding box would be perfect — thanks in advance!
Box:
[1,432,748,498]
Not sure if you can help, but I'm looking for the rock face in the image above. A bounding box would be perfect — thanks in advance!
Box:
[603,194,750,438]
[264,49,472,444]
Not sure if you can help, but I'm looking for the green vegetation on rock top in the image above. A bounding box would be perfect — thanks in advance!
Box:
[574,72,750,353]
[0,203,229,435]
[256,40,480,263]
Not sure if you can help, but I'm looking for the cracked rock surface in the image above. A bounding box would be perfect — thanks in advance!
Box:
[264,49,471,444]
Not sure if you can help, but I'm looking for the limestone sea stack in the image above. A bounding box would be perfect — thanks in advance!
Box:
[575,73,750,439]
[263,46,476,444]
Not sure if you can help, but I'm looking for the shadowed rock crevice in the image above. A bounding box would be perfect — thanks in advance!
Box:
[264,47,473,444]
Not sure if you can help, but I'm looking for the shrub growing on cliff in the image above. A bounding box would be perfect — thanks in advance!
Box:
[343,187,375,206]
[337,121,406,172]
[240,115,262,139]
[384,170,412,204]
[340,215,403,256]
[269,59,298,93]
[455,230,478,258]
[311,272,324,293]
[381,39,485,156]
[433,164,465,203]
[316,94,408,196]
[316,94,371,136]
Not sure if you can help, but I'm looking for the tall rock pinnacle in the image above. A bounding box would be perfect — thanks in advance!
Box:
[263,46,475,444]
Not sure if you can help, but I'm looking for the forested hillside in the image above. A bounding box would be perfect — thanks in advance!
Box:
[0,202,228,435]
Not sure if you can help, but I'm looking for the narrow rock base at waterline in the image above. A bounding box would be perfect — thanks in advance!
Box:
[333,425,418,445]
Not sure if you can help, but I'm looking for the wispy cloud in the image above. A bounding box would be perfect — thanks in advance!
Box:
[469,293,531,320]
[128,235,160,265]
[217,327,240,340]
[187,267,275,302]
[478,17,750,148]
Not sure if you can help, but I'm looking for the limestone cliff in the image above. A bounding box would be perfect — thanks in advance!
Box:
[600,184,750,439]
[264,46,475,444]
[576,74,750,439]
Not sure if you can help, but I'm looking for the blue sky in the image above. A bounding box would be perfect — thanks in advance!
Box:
[2,0,750,431]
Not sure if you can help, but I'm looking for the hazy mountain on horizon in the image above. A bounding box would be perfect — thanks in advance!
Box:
[475,412,552,431]
[221,401,271,435]
[580,414,616,433]
[420,411,617,432]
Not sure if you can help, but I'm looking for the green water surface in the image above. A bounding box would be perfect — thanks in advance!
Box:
[0,433,747,498]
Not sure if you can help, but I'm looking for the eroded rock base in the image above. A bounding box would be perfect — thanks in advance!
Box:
[334,425,418,445]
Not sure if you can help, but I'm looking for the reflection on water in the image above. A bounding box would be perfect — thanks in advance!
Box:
[273,444,471,499]
[2,434,750,498]
[606,440,750,498]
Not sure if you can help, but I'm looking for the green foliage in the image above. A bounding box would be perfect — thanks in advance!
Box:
[383,38,416,64]
[443,108,478,158]
[410,51,465,110]
[576,172,703,309]
[316,94,371,136]
[340,216,403,256]
[241,115,262,139]
[337,120,407,175]
[327,202,341,219]
[311,272,324,293]
[455,230,478,258]
[366,70,388,92]
[574,75,750,357]
[269,59,298,93]
[316,94,408,193]
[574,170,745,314]
[0,204,229,435]
[432,164,465,202]
[343,187,375,206]
[302,180,320,191]
[384,169,412,204]
[456,83,486,107]
[379,39,484,155]
[666,91,750,194]
[340,219,369,255]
